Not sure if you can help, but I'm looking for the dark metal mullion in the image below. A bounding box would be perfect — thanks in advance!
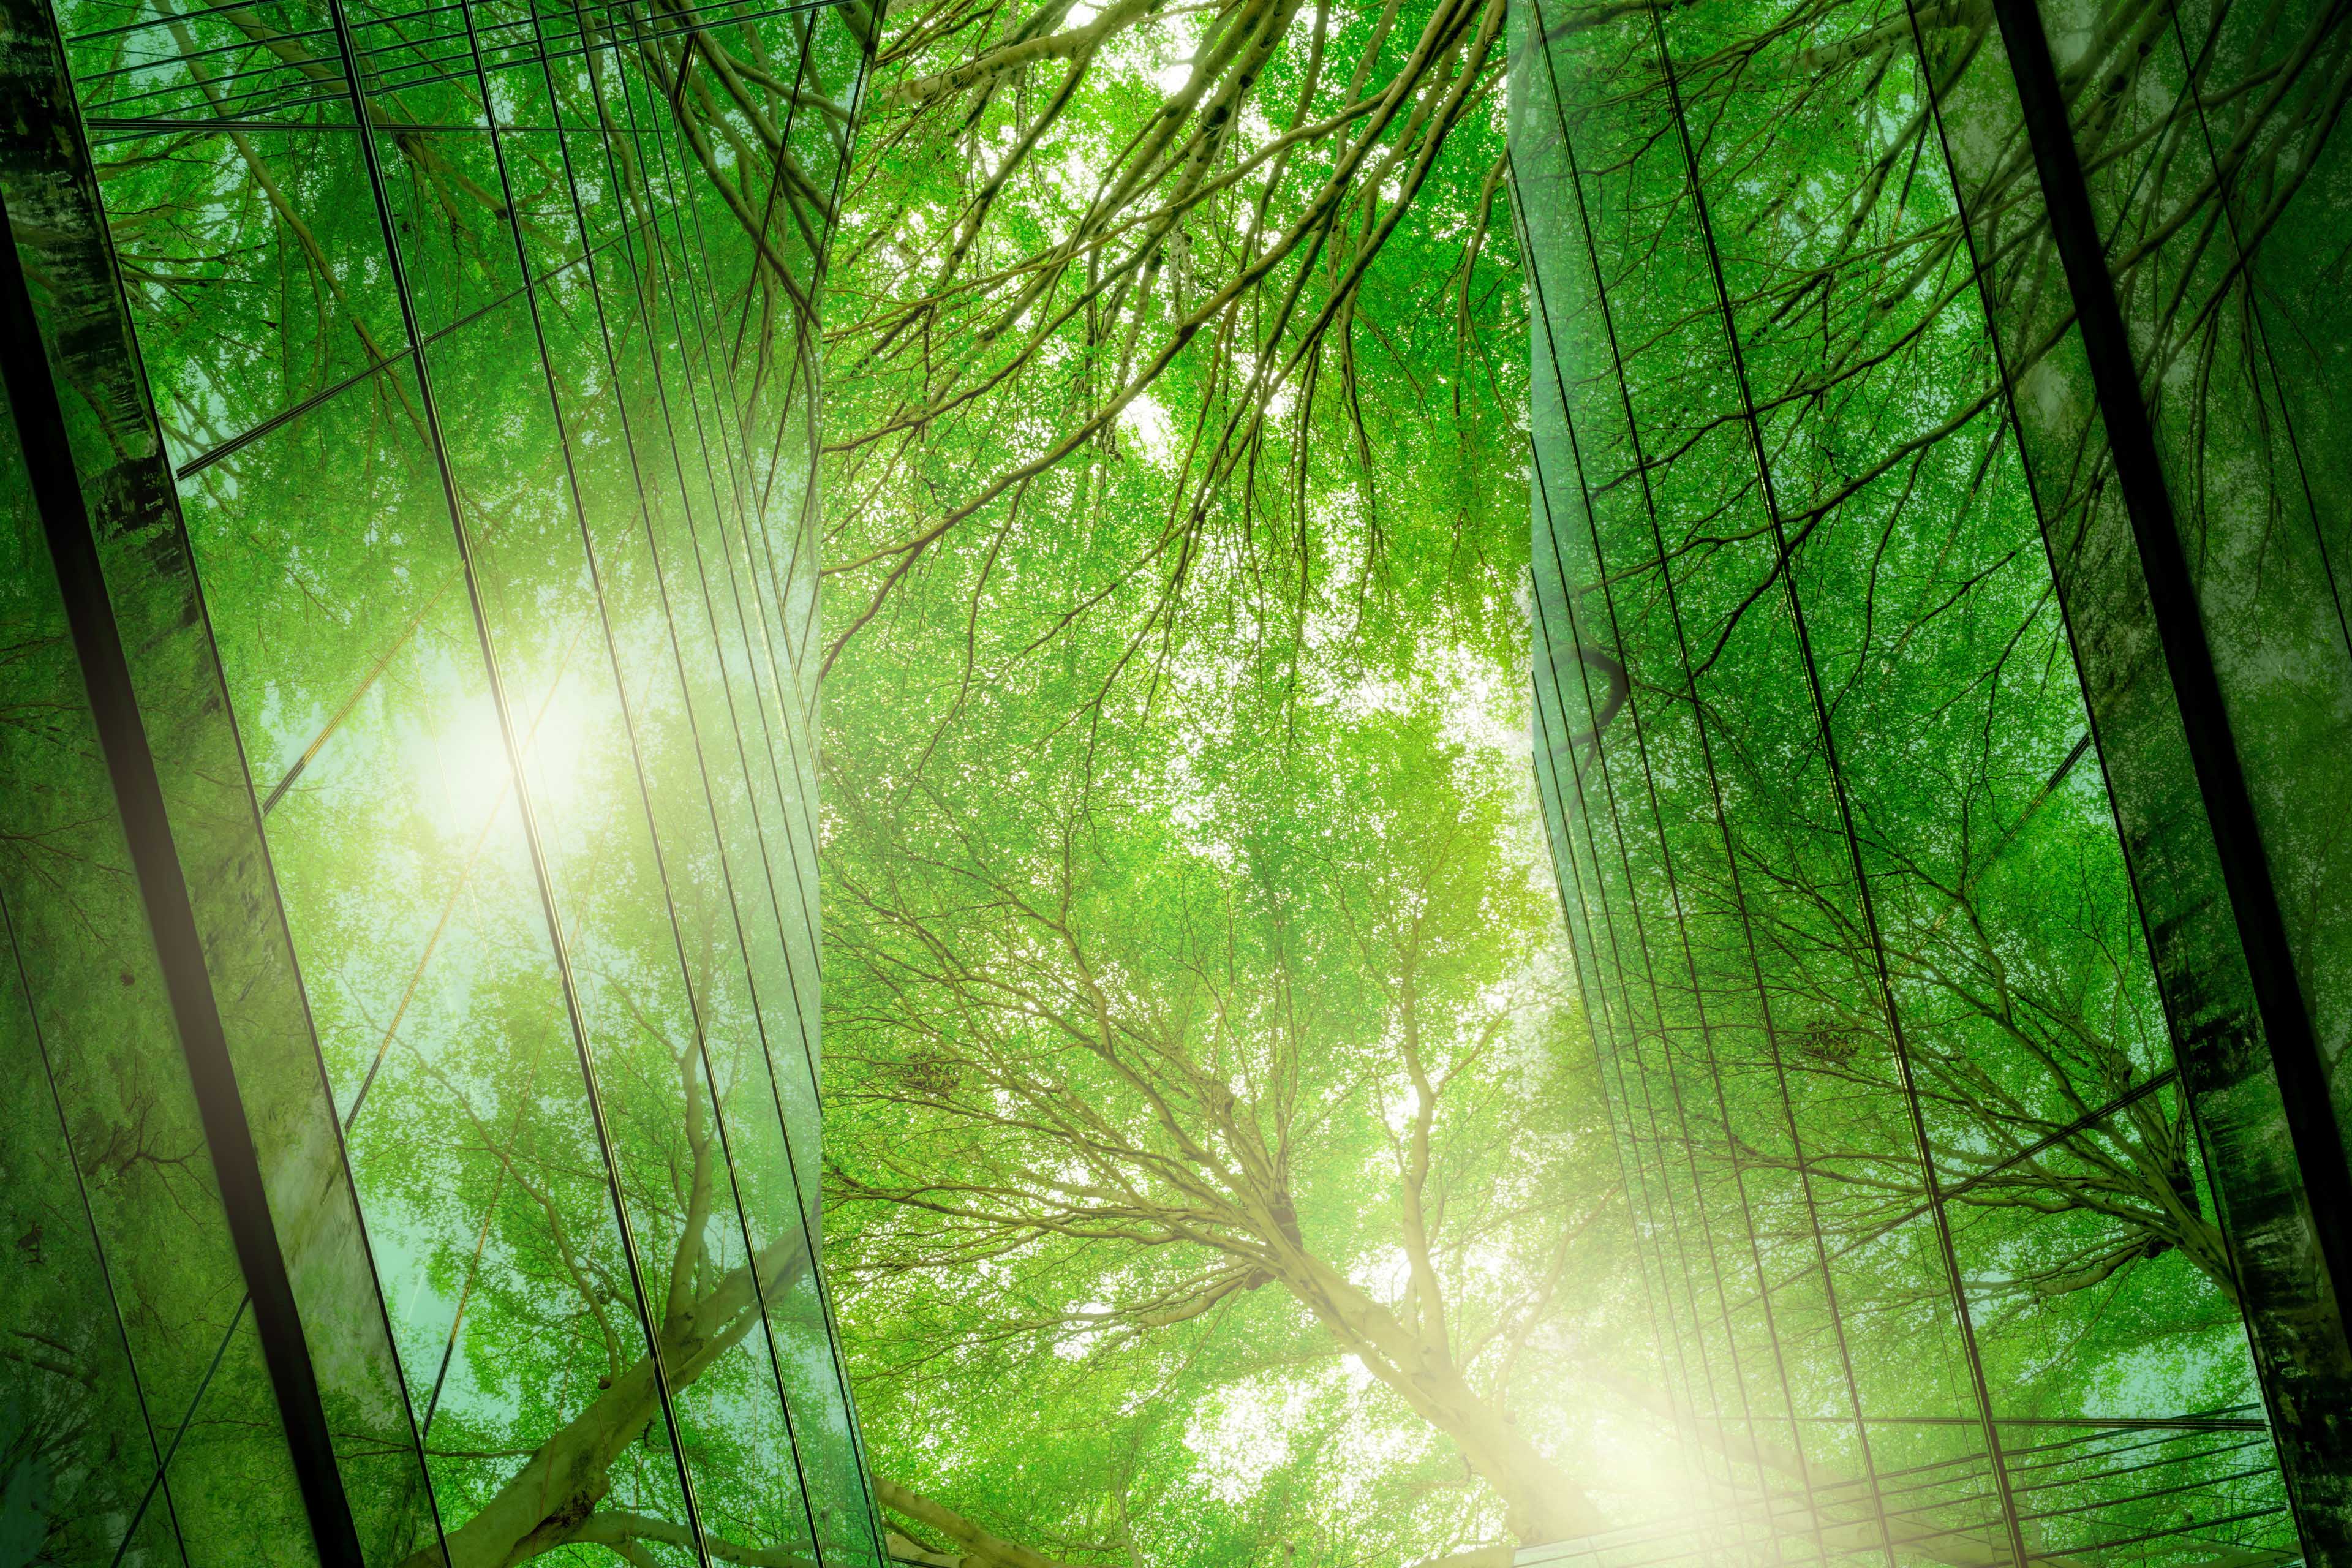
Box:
[1895,0,2335,1553]
[503,0,831,1552]
[1636,2,2034,1562]
[310,5,717,1561]
[1513,107,1866,1564]
[550,8,835,1555]
[1983,0,2352,1321]
[0,179,366,1568]
[1518,37,1908,1553]
[1524,519,1740,1536]
[1528,702,1719,1519]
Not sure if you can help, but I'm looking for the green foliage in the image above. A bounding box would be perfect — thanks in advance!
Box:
[813,0,1638,1553]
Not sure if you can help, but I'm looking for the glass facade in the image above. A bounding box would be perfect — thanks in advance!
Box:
[0,0,875,1556]
[1515,0,2352,1559]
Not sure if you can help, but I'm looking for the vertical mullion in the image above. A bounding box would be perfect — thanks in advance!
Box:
[1534,529,1746,1544]
[519,0,838,1552]
[1523,258,1839,1568]
[450,0,842,1556]
[1979,0,2352,1320]
[0,176,366,1568]
[1530,700,1709,1519]
[1632,4,2030,1563]
[628,16,830,998]
[307,7,717,1561]
[1532,699,1721,1525]
[1526,57,1910,1562]
[1527,500,1789,1566]
[1898,0,2349,1552]
[550,8,858,1558]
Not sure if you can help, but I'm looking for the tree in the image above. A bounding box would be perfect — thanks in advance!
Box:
[826,662,1616,1553]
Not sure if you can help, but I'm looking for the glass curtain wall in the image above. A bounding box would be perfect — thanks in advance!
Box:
[1513,0,2352,1559]
[0,0,874,1557]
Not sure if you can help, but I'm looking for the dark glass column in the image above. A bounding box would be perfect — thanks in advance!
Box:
[0,0,878,1559]
[1513,0,2352,1555]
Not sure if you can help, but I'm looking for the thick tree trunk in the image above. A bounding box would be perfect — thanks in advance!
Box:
[1284,1256,1606,1547]
[872,1477,1091,1568]
[391,1229,811,1568]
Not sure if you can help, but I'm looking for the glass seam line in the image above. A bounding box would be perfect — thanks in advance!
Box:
[1517,37,1904,1546]
[1532,715,1695,1502]
[1525,690,1701,1517]
[1519,227,1836,1566]
[1537,600,1738,1530]
[97,6,470,1531]
[1983,0,2352,1322]
[1521,355,1814,1560]
[567,6,874,1550]
[587,38,851,1527]
[1520,524,1719,1522]
[0,884,194,1562]
[1531,695,1723,1521]
[1711,1063,2185,1325]
[309,0,718,1559]
[110,1300,247,1568]
[1528,500,1806,1564]
[491,0,831,1549]
[1883,0,2303,1534]
[2188,21,2352,663]
[673,6,832,977]
[2154,7,2352,665]
[1526,490,1779,1561]
[75,0,838,121]
[780,49,900,1559]
[614,0,830,1017]
[1553,668,1751,1537]
[1636,0,2031,1559]
[1515,76,1894,1559]
[575,0,837,1354]
[1510,178,1742,1544]
[0,177,366,1568]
